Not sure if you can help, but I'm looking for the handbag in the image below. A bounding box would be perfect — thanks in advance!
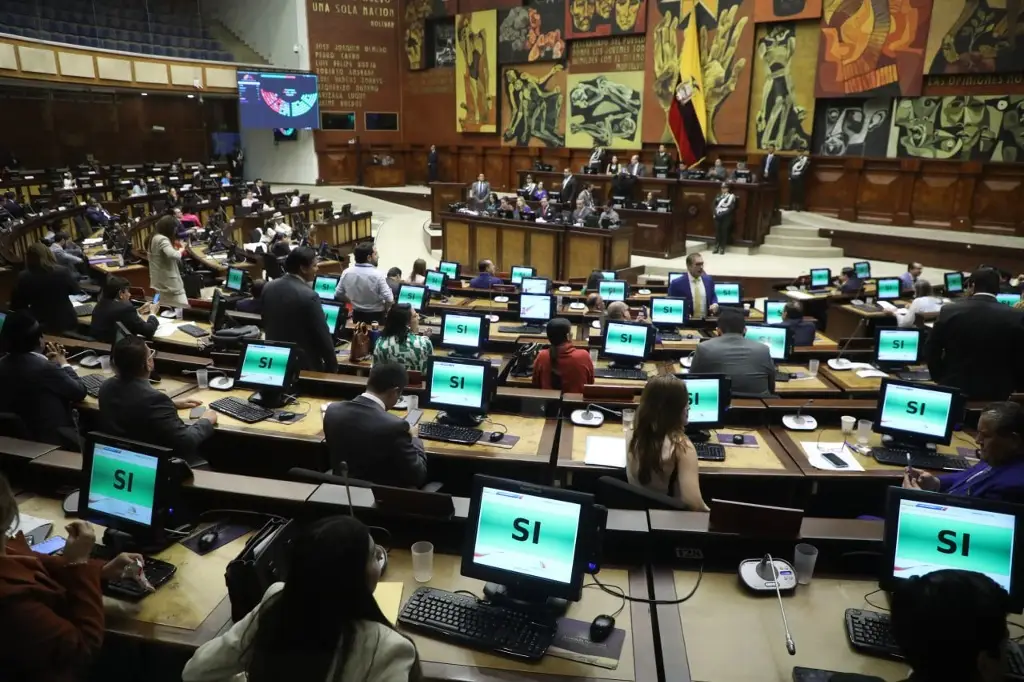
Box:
[225,517,295,623]
[350,322,372,361]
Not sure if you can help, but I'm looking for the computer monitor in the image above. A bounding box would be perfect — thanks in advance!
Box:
[764,300,786,325]
[441,311,488,358]
[598,279,627,302]
[520,277,551,294]
[668,272,684,284]
[111,320,134,355]
[234,340,300,408]
[321,301,344,337]
[944,272,964,294]
[996,293,1022,306]
[461,474,599,608]
[602,321,653,368]
[439,260,461,281]
[601,270,616,281]
[744,325,792,361]
[874,378,959,447]
[510,266,535,285]
[397,284,429,313]
[611,195,626,208]
[650,297,686,328]
[314,275,339,300]
[875,328,921,367]
[809,268,831,289]
[424,270,447,294]
[881,487,1024,612]
[520,294,554,323]
[425,356,493,426]
[0,310,7,339]
[680,374,731,431]
[854,261,872,279]
[655,199,671,213]
[209,289,226,332]
[225,266,246,293]
[714,282,741,306]
[876,277,902,301]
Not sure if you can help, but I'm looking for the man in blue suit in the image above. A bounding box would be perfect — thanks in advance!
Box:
[667,253,719,319]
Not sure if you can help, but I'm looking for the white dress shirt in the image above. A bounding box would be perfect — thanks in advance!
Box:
[895,295,945,328]
[336,263,394,312]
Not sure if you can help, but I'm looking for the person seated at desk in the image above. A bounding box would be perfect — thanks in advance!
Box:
[263,247,339,372]
[487,193,503,213]
[926,267,1024,400]
[777,302,817,346]
[335,241,393,325]
[894,279,944,328]
[241,190,257,210]
[130,180,146,196]
[372,303,433,374]
[890,569,1010,682]
[586,293,604,314]
[598,204,620,229]
[537,197,556,220]
[627,375,708,510]
[0,474,153,682]
[289,189,301,207]
[838,266,863,295]
[61,171,75,189]
[1,191,24,218]
[899,262,923,292]
[532,318,594,393]
[385,266,402,299]
[729,161,749,181]
[606,155,621,175]
[181,515,420,682]
[583,270,604,293]
[642,191,656,210]
[668,253,719,319]
[495,196,514,217]
[49,231,86,274]
[220,171,232,187]
[522,173,537,196]
[572,196,594,224]
[626,154,645,177]
[514,196,533,219]
[903,401,1024,504]
[84,198,112,227]
[165,186,181,209]
[323,363,428,488]
[235,279,265,314]
[408,258,427,285]
[253,178,267,198]
[470,259,504,289]
[269,234,291,260]
[10,242,81,335]
[91,275,159,343]
[533,180,548,201]
[579,182,596,209]
[690,308,775,397]
[708,158,728,181]
[0,312,86,446]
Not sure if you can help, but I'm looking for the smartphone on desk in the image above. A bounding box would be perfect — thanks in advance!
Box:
[153,292,161,306]
[821,451,849,468]
[190,406,206,420]
[30,536,67,555]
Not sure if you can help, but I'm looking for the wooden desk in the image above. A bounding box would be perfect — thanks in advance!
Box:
[817,365,928,397]
[74,366,194,408]
[826,302,904,341]
[412,409,556,465]
[772,365,841,396]
[178,388,329,443]
[364,165,406,188]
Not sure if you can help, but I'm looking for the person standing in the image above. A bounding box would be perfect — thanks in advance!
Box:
[654,144,674,171]
[761,144,777,182]
[712,183,737,255]
[789,153,809,211]
[667,253,720,319]
[262,247,339,372]
[560,168,579,206]
[469,173,490,210]
[427,144,438,183]
[149,215,190,309]
[335,242,393,324]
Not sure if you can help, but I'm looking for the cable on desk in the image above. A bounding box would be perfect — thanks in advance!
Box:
[584,582,626,619]
[863,588,889,612]
[590,564,703,605]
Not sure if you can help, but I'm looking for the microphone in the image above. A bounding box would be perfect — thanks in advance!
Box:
[782,398,816,431]
[827,318,865,370]
[765,554,796,655]
[337,460,356,519]
[571,403,623,427]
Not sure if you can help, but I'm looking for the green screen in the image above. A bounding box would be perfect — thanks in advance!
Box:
[87,444,158,526]
[893,499,1015,591]
[877,330,919,363]
[520,294,552,321]
[521,278,548,294]
[430,361,485,409]
[510,266,534,284]
[239,343,291,387]
[321,304,341,335]
[398,285,425,311]
[651,298,685,325]
[878,278,901,300]
[443,314,482,348]
[599,280,626,301]
[604,322,648,358]
[601,271,616,280]
[879,384,952,439]
[439,261,459,279]
[945,273,963,292]
[765,301,785,324]
[0,311,6,337]
[996,293,1021,306]
[714,283,740,304]
[473,486,581,584]
[745,326,787,360]
[684,378,720,425]
[855,262,871,279]
[226,268,244,291]
[425,271,445,292]
[314,276,338,300]
[810,269,830,287]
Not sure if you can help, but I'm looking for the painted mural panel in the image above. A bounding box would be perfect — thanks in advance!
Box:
[564,0,647,39]
[925,0,1024,74]
[747,20,820,151]
[455,10,499,133]
[566,71,645,149]
[501,63,568,147]
[497,0,566,63]
[699,0,754,145]
[811,98,893,156]
[888,94,1024,161]
[753,0,823,22]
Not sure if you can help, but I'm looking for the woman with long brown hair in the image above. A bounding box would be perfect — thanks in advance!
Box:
[626,375,708,510]
[10,241,81,334]
[149,214,189,309]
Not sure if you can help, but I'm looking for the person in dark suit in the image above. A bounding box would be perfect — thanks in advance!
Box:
[560,168,580,207]
[654,144,673,171]
[90,275,159,344]
[98,335,215,466]
[537,197,555,220]
[838,266,863,295]
[777,302,817,347]
[84,198,113,228]
[712,183,737,254]
[1,191,23,218]
[10,242,80,335]
[261,246,339,372]
[626,154,645,177]
[926,268,1024,400]
[761,144,778,182]
[427,144,438,183]
[0,312,86,446]
[469,173,490,210]
[690,308,776,397]
[235,279,265,314]
[667,253,719,318]
[323,363,428,488]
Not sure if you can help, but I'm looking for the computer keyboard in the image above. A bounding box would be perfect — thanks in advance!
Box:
[897,370,931,382]
[694,442,726,462]
[594,368,648,381]
[870,447,970,471]
[851,304,884,313]
[806,288,832,294]
[659,332,682,342]
[497,325,545,335]
[209,396,274,424]
[418,421,483,445]
[74,303,95,317]
[80,373,106,398]
[103,556,177,601]
[178,323,210,338]
[398,587,555,661]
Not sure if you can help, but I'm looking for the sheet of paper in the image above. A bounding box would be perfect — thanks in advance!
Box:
[152,321,181,338]
[800,442,865,472]
[856,369,890,379]
[9,513,54,544]
[787,291,814,300]
[373,582,404,624]
[584,436,627,468]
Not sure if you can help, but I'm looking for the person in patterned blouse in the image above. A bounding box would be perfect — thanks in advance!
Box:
[372,303,434,373]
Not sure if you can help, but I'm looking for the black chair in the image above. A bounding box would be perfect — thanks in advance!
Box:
[288,465,443,494]
[595,476,687,511]
[262,252,283,280]
[0,412,31,439]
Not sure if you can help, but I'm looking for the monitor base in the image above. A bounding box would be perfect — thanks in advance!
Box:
[447,350,481,359]
[483,582,568,618]
[437,410,485,427]
[686,428,711,443]
[249,390,293,410]
[879,435,937,453]
[101,526,177,557]
[608,360,642,370]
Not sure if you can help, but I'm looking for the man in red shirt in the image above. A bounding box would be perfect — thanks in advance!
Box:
[532,318,594,393]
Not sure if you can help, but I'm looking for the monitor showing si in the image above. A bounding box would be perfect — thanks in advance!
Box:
[714,282,741,306]
[397,284,429,312]
[944,272,964,294]
[225,267,246,292]
[439,261,461,281]
[602,321,652,367]
[764,300,786,325]
[598,280,627,302]
[744,325,792,361]
[441,312,488,357]
[876,277,902,301]
[809,268,831,288]
[314,275,339,300]
[875,328,921,366]
[424,270,447,294]
[680,374,731,429]
[425,356,494,426]
[650,297,686,328]
[874,379,959,447]
[854,261,871,279]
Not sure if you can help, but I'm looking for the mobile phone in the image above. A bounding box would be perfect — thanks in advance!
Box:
[153,292,161,305]
[190,406,206,419]
[821,451,849,468]
[30,536,67,555]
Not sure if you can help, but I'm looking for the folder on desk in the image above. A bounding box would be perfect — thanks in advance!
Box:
[374,582,404,624]
[584,436,627,468]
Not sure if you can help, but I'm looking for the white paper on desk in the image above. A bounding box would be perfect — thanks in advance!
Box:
[152,321,181,338]
[787,291,814,300]
[585,436,627,468]
[8,513,54,545]
[856,369,890,379]
[800,442,865,471]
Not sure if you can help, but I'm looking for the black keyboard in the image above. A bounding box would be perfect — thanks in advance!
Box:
[418,421,483,445]
[498,325,545,335]
[398,587,555,661]
[81,373,106,398]
[594,368,648,381]
[659,332,683,342]
[871,446,970,471]
[74,303,95,317]
[103,556,177,601]
[694,442,726,461]
[178,323,210,338]
[898,370,931,381]
[210,396,274,424]
[851,304,884,313]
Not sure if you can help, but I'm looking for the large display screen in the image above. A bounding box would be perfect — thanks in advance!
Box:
[651,298,685,326]
[443,314,483,349]
[238,343,291,387]
[604,322,649,359]
[237,71,320,130]
[472,486,581,585]
[684,377,721,425]
[879,383,954,440]
[87,444,158,526]
[745,326,788,360]
[429,361,486,410]
[877,329,920,364]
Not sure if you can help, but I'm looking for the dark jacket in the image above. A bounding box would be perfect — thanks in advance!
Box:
[0,353,86,444]
[926,294,1024,400]
[778,319,817,347]
[323,395,428,488]
[10,266,81,333]
[261,273,338,372]
[98,377,214,464]
[84,206,111,226]
[560,175,580,206]
[235,297,263,314]
[89,298,159,344]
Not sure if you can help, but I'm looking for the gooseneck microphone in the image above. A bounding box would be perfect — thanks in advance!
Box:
[764,554,796,655]
[783,398,816,430]
[828,318,866,370]
[337,460,355,518]
[570,403,623,427]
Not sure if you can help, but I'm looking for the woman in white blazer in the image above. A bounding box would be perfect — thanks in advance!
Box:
[182,516,420,682]
[149,215,189,309]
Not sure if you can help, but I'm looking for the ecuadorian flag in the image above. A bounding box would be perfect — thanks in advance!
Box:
[669,11,707,169]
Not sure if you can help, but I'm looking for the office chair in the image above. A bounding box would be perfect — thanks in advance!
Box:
[288,466,443,493]
[595,476,687,510]
[0,412,32,440]
[262,252,283,280]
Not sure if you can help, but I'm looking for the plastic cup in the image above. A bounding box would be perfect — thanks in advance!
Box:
[411,541,434,582]
[196,369,209,389]
[743,303,751,311]
[622,408,636,432]
[794,543,819,585]
[99,355,111,372]
[175,307,184,320]
[406,395,419,411]
[808,359,820,376]
[857,419,873,445]
[589,349,599,365]
[841,415,855,434]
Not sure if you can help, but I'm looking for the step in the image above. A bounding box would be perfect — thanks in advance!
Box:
[756,243,845,258]
[770,223,822,237]
[763,233,835,248]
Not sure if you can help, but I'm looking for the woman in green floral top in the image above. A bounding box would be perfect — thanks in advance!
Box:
[372,303,434,373]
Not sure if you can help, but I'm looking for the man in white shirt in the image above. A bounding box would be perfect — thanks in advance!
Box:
[335,241,393,324]
[269,212,292,237]
[894,279,945,328]
[241,191,256,209]
[289,190,301,207]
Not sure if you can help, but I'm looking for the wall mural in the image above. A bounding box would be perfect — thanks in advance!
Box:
[747,20,820,151]
[498,0,566,63]
[565,0,647,39]
[405,0,431,71]
[501,63,567,146]
[925,0,1024,74]
[811,98,893,156]
[433,20,457,67]
[642,0,682,143]
[816,0,933,98]
[699,0,754,145]
[566,71,645,148]
[754,0,823,22]
[887,94,1024,161]
[455,10,499,133]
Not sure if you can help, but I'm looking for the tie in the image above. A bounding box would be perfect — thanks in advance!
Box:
[692,278,704,318]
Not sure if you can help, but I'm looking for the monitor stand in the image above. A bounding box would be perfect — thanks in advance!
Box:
[879,434,937,454]
[686,427,712,443]
[448,349,481,359]
[483,582,568,618]
[248,390,293,410]
[608,360,642,370]
[437,410,485,427]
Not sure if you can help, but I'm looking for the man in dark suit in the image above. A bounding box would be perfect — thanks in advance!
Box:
[261,246,339,372]
[84,198,113,227]
[90,275,159,344]
[560,168,580,207]
[690,308,776,397]
[777,302,817,347]
[469,173,490,210]
[712,182,737,255]
[98,335,215,466]
[668,253,720,318]
[654,144,673,172]
[761,144,778,182]
[427,144,438,183]
[323,363,428,488]
[537,197,555,220]
[626,154,645,177]
[1,191,23,218]
[926,268,1024,400]
[0,312,86,446]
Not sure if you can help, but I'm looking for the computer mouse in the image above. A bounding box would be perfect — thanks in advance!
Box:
[197,530,219,553]
[732,434,745,445]
[489,431,504,443]
[590,614,615,643]
[277,411,297,422]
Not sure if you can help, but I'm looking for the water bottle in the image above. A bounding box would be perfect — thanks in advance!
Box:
[369,321,381,349]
